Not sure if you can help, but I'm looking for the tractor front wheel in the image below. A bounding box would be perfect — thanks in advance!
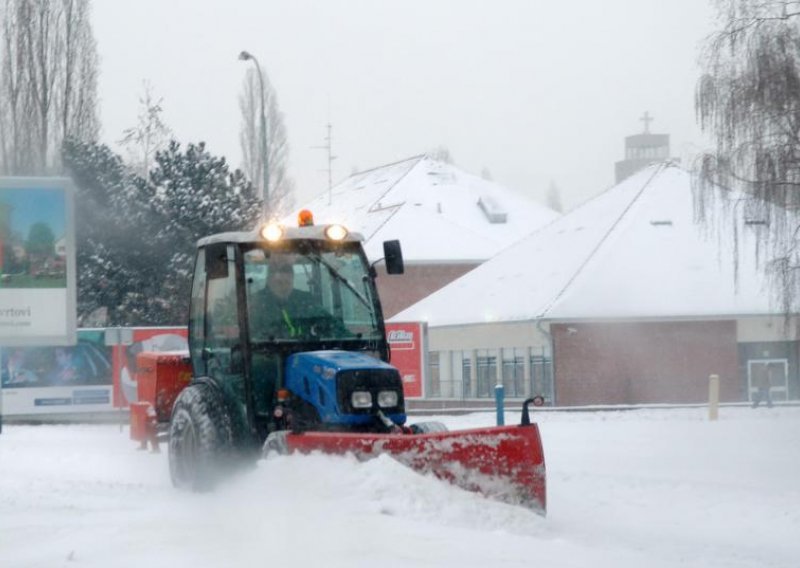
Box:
[168,383,234,492]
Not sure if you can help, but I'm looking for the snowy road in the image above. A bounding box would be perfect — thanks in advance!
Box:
[1,407,798,568]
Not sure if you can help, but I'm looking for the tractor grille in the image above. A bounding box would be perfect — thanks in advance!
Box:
[336,368,405,415]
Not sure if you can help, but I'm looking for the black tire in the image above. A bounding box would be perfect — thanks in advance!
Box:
[168,382,235,492]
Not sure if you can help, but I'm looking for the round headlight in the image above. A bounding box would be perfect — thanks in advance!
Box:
[260,223,284,242]
[324,224,348,241]
[377,390,398,408]
[351,390,373,409]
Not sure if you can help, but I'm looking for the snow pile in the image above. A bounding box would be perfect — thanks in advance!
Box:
[1,407,798,567]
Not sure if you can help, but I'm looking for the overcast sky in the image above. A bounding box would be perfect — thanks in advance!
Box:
[92,0,717,211]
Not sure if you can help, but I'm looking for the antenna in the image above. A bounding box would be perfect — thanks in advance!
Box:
[311,122,336,205]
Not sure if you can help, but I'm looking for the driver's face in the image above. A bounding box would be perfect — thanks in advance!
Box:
[267,257,294,301]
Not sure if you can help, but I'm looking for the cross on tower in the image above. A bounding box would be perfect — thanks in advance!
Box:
[640,111,653,134]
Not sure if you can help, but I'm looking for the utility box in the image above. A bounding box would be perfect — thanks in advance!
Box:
[135,351,192,422]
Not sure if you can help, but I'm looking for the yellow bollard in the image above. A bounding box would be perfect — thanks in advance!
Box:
[708,374,720,421]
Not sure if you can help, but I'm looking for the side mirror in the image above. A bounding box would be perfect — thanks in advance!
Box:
[383,240,404,275]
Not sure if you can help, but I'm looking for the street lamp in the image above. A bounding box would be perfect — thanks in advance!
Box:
[238,50,269,219]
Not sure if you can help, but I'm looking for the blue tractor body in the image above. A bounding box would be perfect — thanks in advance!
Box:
[285,350,407,428]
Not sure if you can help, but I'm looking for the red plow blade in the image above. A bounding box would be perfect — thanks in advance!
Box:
[278,424,546,513]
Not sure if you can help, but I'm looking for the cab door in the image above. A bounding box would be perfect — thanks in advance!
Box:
[189,243,248,409]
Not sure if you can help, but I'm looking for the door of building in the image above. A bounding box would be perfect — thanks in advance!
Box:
[747,359,789,402]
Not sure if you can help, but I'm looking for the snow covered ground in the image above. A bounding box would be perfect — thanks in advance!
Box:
[1,406,798,568]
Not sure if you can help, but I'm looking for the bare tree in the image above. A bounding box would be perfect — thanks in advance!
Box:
[119,81,172,178]
[0,0,98,175]
[695,0,800,313]
[238,67,294,216]
[1,0,35,173]
[58,0,98,144]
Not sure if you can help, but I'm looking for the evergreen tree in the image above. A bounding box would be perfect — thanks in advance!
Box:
[63,139,261,326]
[147,141,261,322]
[62,138,164,326]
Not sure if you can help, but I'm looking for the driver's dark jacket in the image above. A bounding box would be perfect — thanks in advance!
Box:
[249,287,327,339]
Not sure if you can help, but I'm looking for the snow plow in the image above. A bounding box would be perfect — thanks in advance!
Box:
[130,211,546,513]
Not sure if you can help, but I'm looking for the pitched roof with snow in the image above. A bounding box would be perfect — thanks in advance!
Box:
[393,163,777,326]
[288,155,559,262]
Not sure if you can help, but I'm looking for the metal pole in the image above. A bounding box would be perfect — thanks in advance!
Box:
[495,383,505,426]
[252,58,269,219]
[708,374,720,421]
[239,51,269,219]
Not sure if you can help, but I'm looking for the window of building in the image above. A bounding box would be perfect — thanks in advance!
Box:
[461,353,472,399]
[428,351,441,398]
[476,349,497,398]
[502,348,525,398]
[530,354,554,404]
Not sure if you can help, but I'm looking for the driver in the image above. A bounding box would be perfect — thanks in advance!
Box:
[250,253,340,339]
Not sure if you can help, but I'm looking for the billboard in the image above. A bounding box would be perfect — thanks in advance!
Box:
[386,321,426,398]
[0,329,113,415]
[0,177,76,346]
[0,327,188,417]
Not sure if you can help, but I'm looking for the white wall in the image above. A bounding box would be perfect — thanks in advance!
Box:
[737,316,799,343]
[428,320,550,351]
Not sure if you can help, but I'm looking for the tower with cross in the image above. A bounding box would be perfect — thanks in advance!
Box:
[640,111,653,133]
[614,111,672,183]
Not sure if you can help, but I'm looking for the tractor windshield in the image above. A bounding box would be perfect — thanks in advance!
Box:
[244,242,382,343]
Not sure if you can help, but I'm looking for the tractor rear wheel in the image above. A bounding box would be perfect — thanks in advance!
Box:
[168,382,235,492]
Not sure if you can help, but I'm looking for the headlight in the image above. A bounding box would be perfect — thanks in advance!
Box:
[377,390,398,408]
[260,223,284,242]
[324,224,348,241]
[351,390,372,409]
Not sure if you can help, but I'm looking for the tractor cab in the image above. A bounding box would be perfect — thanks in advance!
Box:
[186,213,404,440]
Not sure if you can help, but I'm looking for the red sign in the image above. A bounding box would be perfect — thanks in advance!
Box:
[386,321,426,398]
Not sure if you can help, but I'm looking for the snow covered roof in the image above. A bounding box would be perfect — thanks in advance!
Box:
[288,155,559,262]
[393,163,780,326]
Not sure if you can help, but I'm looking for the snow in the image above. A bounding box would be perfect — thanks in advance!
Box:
[286,155,560,263]
[393,162,778,327]
[2,406,798,567]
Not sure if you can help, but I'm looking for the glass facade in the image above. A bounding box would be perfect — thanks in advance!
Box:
[426,347,553,403]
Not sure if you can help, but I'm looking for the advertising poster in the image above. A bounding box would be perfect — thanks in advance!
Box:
[386,321,426,398]
[1,327,188,416]
[0,329,113,415]
[0,178,76,346]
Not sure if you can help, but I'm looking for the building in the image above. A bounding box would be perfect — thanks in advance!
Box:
[615,112,672,183]
[289,155,559,317]
[393,162,798,406]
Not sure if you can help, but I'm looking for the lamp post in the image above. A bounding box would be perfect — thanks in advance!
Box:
[238,50,269,219]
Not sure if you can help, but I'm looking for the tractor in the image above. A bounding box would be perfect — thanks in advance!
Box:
[130,212,546,512]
